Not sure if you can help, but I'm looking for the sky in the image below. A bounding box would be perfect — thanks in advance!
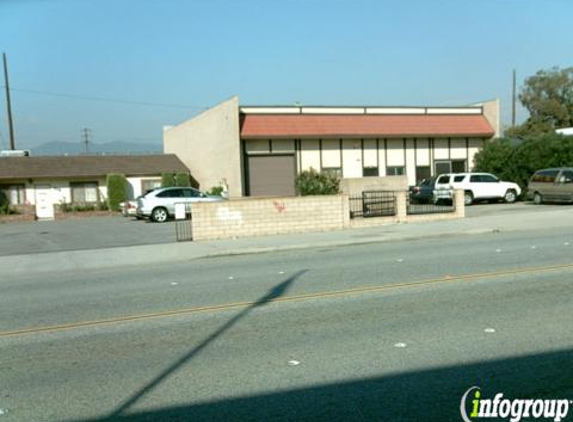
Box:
[0,0,572,151]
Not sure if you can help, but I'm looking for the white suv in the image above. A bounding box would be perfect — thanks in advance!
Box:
[433,173,521,206]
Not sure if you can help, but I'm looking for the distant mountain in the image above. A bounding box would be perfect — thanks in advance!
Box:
[28,140,163,156]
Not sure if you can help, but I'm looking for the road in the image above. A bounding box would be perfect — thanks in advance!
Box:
[1,227,573,421]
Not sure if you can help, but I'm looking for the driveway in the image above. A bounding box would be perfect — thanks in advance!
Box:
[464,200,568,218]
[0,215,176,256]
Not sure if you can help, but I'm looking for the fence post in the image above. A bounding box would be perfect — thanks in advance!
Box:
[454,189,465,218]
[341,194,350,228]
[395,191,407,221]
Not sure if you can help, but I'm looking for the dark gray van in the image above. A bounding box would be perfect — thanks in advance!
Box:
[527,168,573,204]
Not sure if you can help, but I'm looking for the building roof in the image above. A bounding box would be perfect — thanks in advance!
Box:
[240,114,495,139]
[0,154,189,180]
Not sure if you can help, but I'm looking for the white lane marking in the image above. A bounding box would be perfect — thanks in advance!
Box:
[531,246,536,249]
[484,328,496,334]
[496,249,502,253]
[228,276,234,280]
[0,409,7,416]
[171,282,178,286]
[565,242,570,246]
[394,342,407,348]
[279,271,285,274]
[396,258,404,262]
[288,360,300,366]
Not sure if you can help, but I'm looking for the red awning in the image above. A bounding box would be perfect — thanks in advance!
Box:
[240,114,494,138]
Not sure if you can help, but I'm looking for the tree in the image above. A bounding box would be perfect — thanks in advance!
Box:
[474,134,573,191]
[508,67,573,137]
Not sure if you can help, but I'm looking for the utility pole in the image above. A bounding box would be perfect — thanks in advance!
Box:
[511,69,516,130]
[82,127,91,154]
[3,53,15,150]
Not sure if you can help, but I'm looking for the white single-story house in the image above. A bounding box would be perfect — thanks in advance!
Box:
[164,96,500,197]
[0,154,189,207]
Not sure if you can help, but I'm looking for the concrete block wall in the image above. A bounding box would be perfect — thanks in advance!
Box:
[340,176,408,196]
[192,195,350,240]
[192,190,465,241]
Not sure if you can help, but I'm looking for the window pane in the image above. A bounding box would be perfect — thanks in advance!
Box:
[452,160,466,173]
[363,167,379,177]
[415,166,431,184]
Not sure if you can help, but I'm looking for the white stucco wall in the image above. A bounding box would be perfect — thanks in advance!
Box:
[164,96,243,196]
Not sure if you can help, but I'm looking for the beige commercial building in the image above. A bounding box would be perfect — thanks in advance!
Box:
[164,96,499,197]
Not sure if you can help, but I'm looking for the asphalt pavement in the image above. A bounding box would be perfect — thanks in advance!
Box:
[1,226,573,421]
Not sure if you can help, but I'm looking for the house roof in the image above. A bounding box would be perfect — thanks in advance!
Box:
[240,114,495,138]
[0,154,189,181]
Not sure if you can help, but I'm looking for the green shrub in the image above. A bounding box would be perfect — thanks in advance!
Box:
[161,173,176,187]
[0,190,10,215]
[175,172,191,187]
[207,186,224,196]
[295,168,340,196]
[106,173,127,212]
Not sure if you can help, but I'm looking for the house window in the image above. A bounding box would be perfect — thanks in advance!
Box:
[363,166,379,177]
[415,166,431,184]
[0,184,26,205]
[70,182,99,204]
[322,167,342,177]
[452,160,467,173]
[141,178,161,194]
[387,166,405,176]
[435,161,451,175]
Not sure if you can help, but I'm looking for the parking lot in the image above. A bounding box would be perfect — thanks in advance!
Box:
[0,201,567,256]
[0,215,177,256]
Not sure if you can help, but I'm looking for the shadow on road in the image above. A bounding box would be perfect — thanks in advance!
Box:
[62,347,573,422]
[107,269,307,419]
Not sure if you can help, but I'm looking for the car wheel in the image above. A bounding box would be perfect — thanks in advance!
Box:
[504,189,517,203]
[464,191,474,206]
[151,207,168,223]
[533,192,543,205]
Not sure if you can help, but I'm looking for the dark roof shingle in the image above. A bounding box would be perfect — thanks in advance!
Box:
[0,154,189,180]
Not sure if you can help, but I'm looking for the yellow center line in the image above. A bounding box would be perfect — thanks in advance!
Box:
[2,262,572,338]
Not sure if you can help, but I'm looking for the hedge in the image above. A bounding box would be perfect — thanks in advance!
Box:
[106,173,127,211]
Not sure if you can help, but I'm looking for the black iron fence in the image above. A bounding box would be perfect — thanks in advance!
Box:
[349,190,397,218]
[407,190,456,215]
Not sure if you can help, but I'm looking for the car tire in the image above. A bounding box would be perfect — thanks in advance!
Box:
[504,189,517,204]
[151,207,169,223]
[533,192,543,205]
[464,191,474,206]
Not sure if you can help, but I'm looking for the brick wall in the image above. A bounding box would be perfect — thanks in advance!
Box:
[192,195,350,240]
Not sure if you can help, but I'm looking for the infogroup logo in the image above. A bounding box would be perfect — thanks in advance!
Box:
[460,386,571,422]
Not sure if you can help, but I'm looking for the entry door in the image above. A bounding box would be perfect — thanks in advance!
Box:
[342,140,362,178]
[35,185,55,220]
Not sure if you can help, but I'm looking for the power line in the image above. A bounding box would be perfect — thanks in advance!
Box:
[5,87,209,110]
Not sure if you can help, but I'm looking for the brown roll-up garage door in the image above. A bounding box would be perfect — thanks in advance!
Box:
[248,155,296,196]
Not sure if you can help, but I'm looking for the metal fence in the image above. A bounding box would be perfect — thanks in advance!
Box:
[174,202,193,241]
[407,190,456,215]
[349,190,397,218]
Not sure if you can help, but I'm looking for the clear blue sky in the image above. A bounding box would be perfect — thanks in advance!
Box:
[1,0,572,150]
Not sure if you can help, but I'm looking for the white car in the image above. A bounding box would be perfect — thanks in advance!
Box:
[136,187,224,222]
[433,173,521,206]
